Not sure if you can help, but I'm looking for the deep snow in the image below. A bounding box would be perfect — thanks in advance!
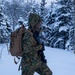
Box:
[0,44,75,75]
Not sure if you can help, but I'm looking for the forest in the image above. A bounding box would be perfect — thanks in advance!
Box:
[0,0,75,51]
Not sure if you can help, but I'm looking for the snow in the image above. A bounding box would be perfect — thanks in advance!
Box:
[59,26,69,32]
[52,21,61,28]
[54,38,63,47]
[0,44,75,75]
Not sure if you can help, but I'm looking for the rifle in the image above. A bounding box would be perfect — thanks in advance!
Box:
[33,31,47,63]
[38,42,47,63]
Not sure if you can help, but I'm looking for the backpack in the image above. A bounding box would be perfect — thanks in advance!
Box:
[9,25,26,57]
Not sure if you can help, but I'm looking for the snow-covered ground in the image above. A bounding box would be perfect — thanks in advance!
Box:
[0,44,75,75]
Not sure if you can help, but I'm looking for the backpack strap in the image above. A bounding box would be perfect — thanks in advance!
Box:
[14,56,22,71]
[14,56,21,64]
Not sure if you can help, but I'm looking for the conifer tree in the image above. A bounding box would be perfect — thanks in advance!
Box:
[44,2,57,46]
[56,0,74,50]
[40,0,46,21]
[0,6,11,43]
[45,0,74,50]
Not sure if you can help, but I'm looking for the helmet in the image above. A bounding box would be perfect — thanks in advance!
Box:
[28,13,42,27]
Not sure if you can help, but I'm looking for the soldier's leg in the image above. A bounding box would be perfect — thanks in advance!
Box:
[22,70,34,75]
[21,66,35,75]
[36,62,52,75]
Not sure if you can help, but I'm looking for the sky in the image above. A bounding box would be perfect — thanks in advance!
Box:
[0,44,75,75]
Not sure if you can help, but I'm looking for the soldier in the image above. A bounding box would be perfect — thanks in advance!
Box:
[21,13,53,75]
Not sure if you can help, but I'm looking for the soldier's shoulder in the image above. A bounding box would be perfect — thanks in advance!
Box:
[25,29,33,36]
[23,29,33,39]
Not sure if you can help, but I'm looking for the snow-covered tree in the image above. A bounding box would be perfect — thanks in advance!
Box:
[73,0,75,53]
[56,0,74,50]
[44,2,58,46]
[0,6,11,43]
[44,0,74,50]
[40,0,46,21]
[4,0,41,31]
